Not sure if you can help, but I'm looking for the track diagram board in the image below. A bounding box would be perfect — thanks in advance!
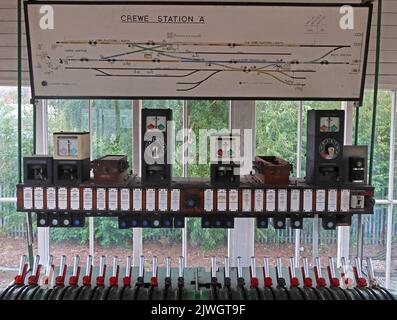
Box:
[25,1,372,100]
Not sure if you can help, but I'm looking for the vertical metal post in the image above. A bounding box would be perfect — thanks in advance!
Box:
[294,101,303,267]
[227,100,255,267]
[132,100,143,267]
[36,100,50,266]
[88,100,95,258]
[385,90,396,289]
[365,0,383,262]
[18,0,34,269]
[337,102,353,266]
[182,100,188,266]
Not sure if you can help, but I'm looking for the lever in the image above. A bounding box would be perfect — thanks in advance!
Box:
[327,256,340,287]
[109,256,119,287]
[263,256,272,287]
[275,257,286,287]
[365,257,378,287]
[353,257,367,288]
[42,255,54,286]
[96,255,106,287]
[314,257,326,287]
[151,256,158,287]
[55,255,67,287]
[68,255,81,286]
[14,255,28,285]
[211,256,218,283]
[28,255,42,285]
[82,255,93,286]
[301,257,312,287]
[340,257,353,288]
[288,257,299,287]
[236,256,245,287]
[177,256,185,290]
[250,256,259,287]
[164,257,172,287]
[223,256,231,288]
[123,256,132,287]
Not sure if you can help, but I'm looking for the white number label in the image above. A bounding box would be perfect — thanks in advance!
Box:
[217,189,227,212]
[229,189,238,212]
[340,189,350,212]
[58,187,68,210]
[70,188,80,210]
[83,188,93,210]
[158,189,168,211]
[277,189,287,212]
[120,188,130,211]
[328,189,338,212]
[108,188,118,211]
[171,189,180,211]
[34,187,44,210]
[303,189,313,212]
[266,189,276,212]
[254,189,264,212]
[96,188,106,211]
[290,190,300,212]
[242,189,252,212]
[133,189,142,211]
[46,187,56,210]
[316,189,326,212]
[204,189,214,212]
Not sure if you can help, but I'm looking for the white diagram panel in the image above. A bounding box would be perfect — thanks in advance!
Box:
[25,1,372,100]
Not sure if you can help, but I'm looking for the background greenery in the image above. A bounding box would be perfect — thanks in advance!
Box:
[0,87,395,249]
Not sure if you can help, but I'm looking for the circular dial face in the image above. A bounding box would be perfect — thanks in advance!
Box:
[319,138,341,160]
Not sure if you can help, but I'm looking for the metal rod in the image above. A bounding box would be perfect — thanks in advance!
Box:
[302,257,310,278]
[139,256,144,278]
[99,256,106,277]
[289,257,296,278]
[88,100,95,259]
[152,256,158,278]
[165,257,171,278]
[224,256,230,278]
[182,100,189,267]
[354,105,360,146]
[354,257,363,279]
[294,101,303,267]
[211,256,217,278]
[276,257,283,279]
[365,0,383,263]
[328,257,336,279]
[237,256,243,278]
[178,256,184,278]
[385,90,396,289]
[263,257,270,278]
[85,255,93,276]
[59,255,66,277]
[250,256,256,278]
[125,256,132,277]
[72,255,80,277]
[314,257,322,277]
[112,256,119,277]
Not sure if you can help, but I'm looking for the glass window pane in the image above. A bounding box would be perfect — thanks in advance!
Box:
[91,100,133,165]
[352,90,391,199]
[256,101,298,174]
[47,100,89,154]
[187,100,229,177]
[0,86,35,287]
[391,205,397,291]
[355,205,388,286]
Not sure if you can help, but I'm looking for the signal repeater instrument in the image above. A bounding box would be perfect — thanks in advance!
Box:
[141,109,172,187]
